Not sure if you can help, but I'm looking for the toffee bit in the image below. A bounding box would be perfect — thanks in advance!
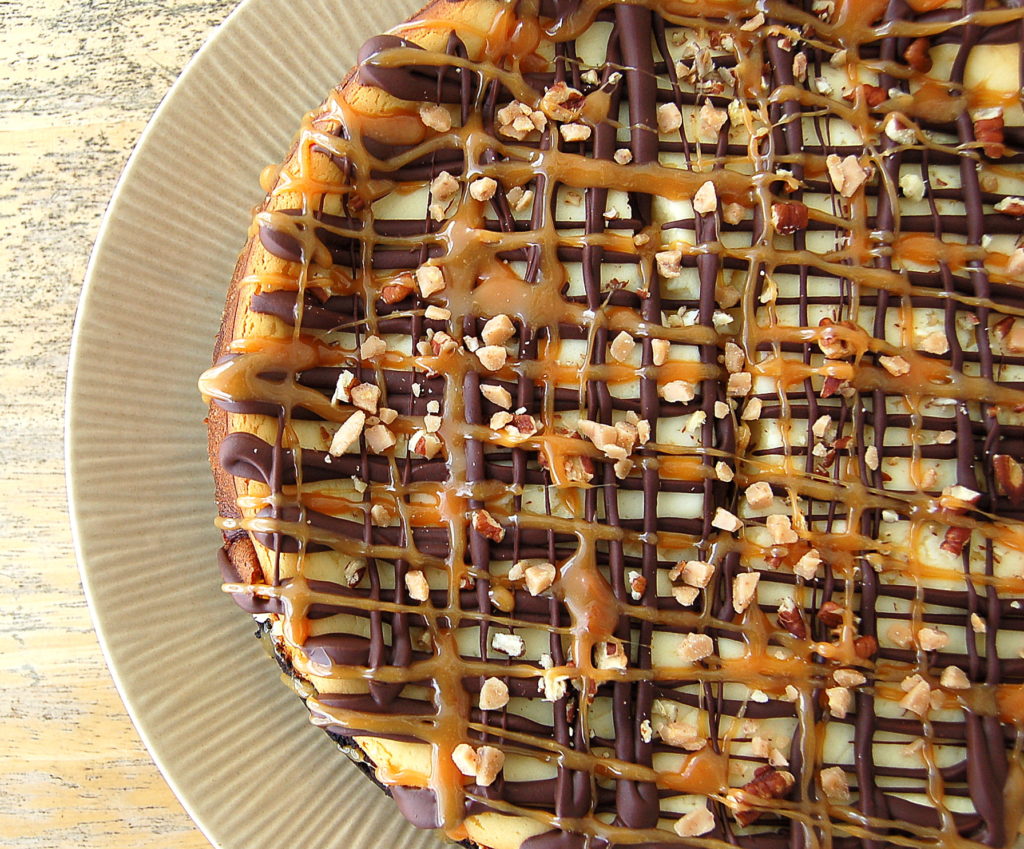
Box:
[609,330,636,362]
[940,666,970,690]
[524,562,556,596]
[479,677,510,710]
[826,686,852,718]
[360,335,387,359]
[864,445,879,470]
[559,122,592,143]
[481,314,516,346]
[675,559,715,588]
[879,354,911,376]
[416,265,446,297]
[476,345,508,372]
[656,249,683,278]
[404,570,430,602]
[727,372,752,396]
[697,101,728,141]
[900,172,925,201]
[651,338,670,366]
[693,180,718,215]
[365,423,396,453]
[469,177,498,201]
[826,153,868,198]
[732,572,760,613]
[740,12,765,30]
[712,507,743,533]
[660,380,696,403]
[744,480,774,510]
[674,806,715,837]
[677,633,714,663]
[419,103,452,132]
[917,627,949,651]
[328,411,366,455]
[657,102,683,134]
[820,766,850,802]
[491,632,524,657]
[475,746,505,786]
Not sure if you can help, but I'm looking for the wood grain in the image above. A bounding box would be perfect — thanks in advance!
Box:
[0,0,238,845]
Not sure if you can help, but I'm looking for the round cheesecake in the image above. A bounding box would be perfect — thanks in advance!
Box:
[200,2,1024,848]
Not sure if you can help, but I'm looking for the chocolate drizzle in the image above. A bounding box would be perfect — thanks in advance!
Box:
[199,1,1024,848]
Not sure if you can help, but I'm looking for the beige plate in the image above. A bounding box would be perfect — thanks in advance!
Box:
[65,0,446,846]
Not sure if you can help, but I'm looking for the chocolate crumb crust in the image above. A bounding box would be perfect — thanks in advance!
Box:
[200,1,1024,848]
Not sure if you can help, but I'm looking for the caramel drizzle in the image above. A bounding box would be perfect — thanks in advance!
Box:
[200,1,1024,847]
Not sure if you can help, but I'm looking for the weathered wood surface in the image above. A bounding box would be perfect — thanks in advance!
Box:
[1,0,238,845]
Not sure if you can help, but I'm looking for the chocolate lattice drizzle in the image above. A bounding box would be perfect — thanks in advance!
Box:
[200,1,1024,848]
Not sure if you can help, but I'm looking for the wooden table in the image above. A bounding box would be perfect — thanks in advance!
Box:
[1,0,237,844]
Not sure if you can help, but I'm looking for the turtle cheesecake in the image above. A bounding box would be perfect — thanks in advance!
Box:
[200,1,1024,847]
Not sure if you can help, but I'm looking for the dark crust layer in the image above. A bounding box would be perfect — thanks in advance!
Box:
[202,0,473,840]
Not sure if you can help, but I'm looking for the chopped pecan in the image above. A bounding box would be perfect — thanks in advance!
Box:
[510,414,539,436]
[842,84,887,108]
[563,454,594,483]
[734,766,795,826]
[826,154,868,198]
[472,509,505,542]
[995,197,1024,217]
[776,597,807,639]
[995,315,1015,338]
[940,525,971,555]
[820,376,844,398]
[817,600,845,627]
[380,279,414,304]
[410,430,443,460]
[993,454,1024,505]
[818,317,857,360]
[853,635,878,659]
[903,37,932,72]
[771,201,809,235]
[540,81,586,122]
[430,331,459,356]
[975,113,1005,158]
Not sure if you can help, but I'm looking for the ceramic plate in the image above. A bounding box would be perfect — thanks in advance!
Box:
[65,0,444,846]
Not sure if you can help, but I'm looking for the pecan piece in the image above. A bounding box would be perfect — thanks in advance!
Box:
[940,525,971,555]
[472,509,505,542]
[974,111,1004,159]
[821,375,847,398]
[993,454,1024,505]
[380,279,414,304]
[776,597,807,639]
[509,414,539,436]
[540,81,586,122]
[842,84,886,108]
[853,635,878,659]
[903,37,931,72]
[818,317,857,360]
[817,600,845,627]
[996,197,1024,217]
[734,766,795,826]
[771,201,809,235]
